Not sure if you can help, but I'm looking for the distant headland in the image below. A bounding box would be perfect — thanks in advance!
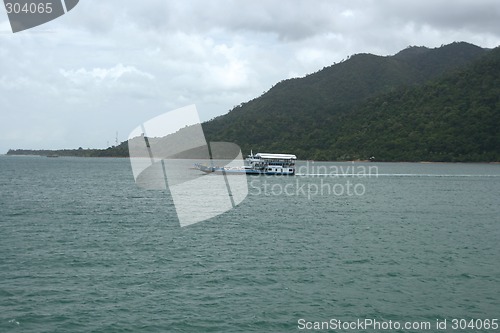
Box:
[6,142,129,158]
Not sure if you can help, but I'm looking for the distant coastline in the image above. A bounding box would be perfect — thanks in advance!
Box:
[6,142,129,158]
[5,147,499,163]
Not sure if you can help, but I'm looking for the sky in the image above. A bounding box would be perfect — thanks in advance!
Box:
[1,0,499,153]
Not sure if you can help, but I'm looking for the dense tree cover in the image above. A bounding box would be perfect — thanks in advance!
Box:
[326,47,500,161]
[8,42,499,161]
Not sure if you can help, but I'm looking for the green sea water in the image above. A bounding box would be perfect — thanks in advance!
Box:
[1,156,499,332]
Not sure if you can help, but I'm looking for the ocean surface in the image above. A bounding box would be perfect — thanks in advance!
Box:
[1,155,499,332]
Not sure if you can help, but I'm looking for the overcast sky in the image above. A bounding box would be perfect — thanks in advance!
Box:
[1,0,499,153]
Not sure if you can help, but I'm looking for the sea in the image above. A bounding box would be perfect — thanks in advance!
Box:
[1,155,499,332]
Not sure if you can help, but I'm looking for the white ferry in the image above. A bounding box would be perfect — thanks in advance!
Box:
[195,152,297,175]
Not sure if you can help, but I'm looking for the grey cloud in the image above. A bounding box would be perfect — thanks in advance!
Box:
[119,0,500,39]
[375,0,500,34]
[71,0,350,41]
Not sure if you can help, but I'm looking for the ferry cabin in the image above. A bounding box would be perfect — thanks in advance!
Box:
[247,153,297,175]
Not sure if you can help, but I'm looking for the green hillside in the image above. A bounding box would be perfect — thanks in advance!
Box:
[202,42,498,161]
[327,47,500,161]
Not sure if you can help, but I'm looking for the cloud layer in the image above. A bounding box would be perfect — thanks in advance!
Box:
[1,0,499,152]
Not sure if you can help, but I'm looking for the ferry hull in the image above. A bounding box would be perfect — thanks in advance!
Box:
[194,164,295,176]
[194,152,297,176]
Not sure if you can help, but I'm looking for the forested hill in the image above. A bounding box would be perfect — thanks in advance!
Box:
[202,42,499,161]
[322,46,500,161]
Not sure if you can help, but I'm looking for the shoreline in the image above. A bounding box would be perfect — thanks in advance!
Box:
[2,154,499,164]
